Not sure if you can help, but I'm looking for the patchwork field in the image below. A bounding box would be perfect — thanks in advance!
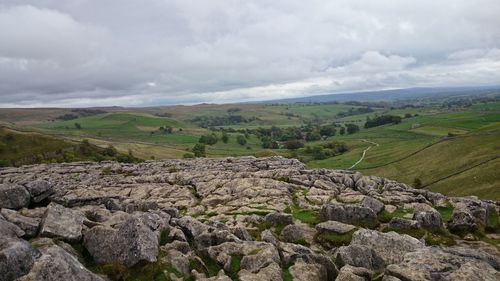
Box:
[1,97,499,200]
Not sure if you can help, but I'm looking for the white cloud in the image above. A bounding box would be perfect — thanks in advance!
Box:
[0,0,499,107]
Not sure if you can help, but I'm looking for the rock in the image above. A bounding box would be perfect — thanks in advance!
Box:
[288,260,325,281]
[39,203,84,243]
[265,212,293,227]
[0,216,25,238]
[17,244,103,281]
[385,247,499,281]
[164,250,190,275]
[440,246,500,270]
[319,203,378,228]
[444,262,500,281]
[388,217,421,230]
[315,220,356,235]
[413,210,442,231]
[232,227,253,241]
[194,229,240,249]
[260,230,277,245]
[238,262,282,281]
[281,224,305,243]
[0,209,40,238]
[336,265,372,281]
[361,196,384,214]
[24,180,54,203]
[447,211,477,233]
[334,245,384,271]
[0,237,39,281]
[349,229,424,265]
[0,184,30,209]
[84,217,159,267]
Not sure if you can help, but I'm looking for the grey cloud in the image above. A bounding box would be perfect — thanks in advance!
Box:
[0,0,499,107]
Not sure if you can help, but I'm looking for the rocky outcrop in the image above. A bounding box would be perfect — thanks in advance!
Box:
[84,217,159,267]
[0,237,39,281]
[17,244,103,281]
[0,184,30,209]
[39,203,84,243]
[0,156,498,281]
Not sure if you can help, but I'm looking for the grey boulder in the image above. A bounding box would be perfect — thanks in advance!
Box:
[349,229,424,265]
[39,203,84,243]
[0,237,39,281]
[319,203,378,228]
[0,184,30,210]
[84,217,159,267]
[1,209,40,238]
[24,180,54,203]
[447,211,477,233]
[265,212,293,227]
[17,244,103,281]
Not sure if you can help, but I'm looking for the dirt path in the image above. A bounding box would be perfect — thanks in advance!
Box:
[348,139,379,170]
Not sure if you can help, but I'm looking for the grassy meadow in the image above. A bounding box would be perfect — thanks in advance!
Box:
[1,96,499,200]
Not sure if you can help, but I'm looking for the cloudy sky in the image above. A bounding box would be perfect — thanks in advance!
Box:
[0,0,499,107]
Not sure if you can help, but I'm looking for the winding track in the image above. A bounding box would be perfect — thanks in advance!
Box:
[348,139,379,169]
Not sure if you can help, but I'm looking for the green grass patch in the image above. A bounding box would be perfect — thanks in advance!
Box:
[485,208,500,233]
[282,265,293,281]
[378,208,414,223]
[159,228,170,246]
[382,226,426,239]
[201,255,223,277]
[290,205,320,226]
[226,255,242,281]
[424,229,456,247]
[315,230,355,248]
[435,202,454,222]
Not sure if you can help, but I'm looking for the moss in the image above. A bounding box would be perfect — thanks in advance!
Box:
[485,208,500,233]
[435,201,454,222]
[226,255,242,281]
[282,265,293,281]
[378,208,414,223]
[159,228,170,246]
[291,205,320,226]
[382,226,426,239]
[315,230,355,247]
[293,239,310,247]
[201,255,222,277]
[424,229,456,246]
[189,258,207,275]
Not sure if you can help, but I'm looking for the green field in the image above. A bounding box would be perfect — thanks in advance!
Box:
[1,96,499,200]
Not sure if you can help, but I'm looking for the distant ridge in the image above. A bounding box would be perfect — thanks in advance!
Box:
[262,85,500,104]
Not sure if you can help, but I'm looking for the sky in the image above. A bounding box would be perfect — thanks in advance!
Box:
[0,0,499,107]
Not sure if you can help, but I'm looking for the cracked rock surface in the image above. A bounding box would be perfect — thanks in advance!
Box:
[0,156,498,281]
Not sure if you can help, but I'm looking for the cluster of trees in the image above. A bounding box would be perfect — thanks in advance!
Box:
[56,109,106,121]
[364,115,402,128]
[303,141,348,160]
[191,115,258,128]
[337,107,374,118]
[158,126,173,134]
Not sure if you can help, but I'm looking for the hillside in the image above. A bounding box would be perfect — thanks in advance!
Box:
[0,126,137,167]
[0,93,499,201]
[0,157,498,280]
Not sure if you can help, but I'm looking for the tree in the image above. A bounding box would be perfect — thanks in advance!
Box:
[306,131,321,142]
[192,144,206,157]
[199,134,218,145]
[74,123,82,129]
[284,140,303,150]
[346,124,360,134]
[339,126,346,135]
[221,132,229,144]
[413,178,423,189]
[103,145,117,156]
[236,135,247,146]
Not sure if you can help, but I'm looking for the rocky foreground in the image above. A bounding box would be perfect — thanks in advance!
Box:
[0,156,499,281]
